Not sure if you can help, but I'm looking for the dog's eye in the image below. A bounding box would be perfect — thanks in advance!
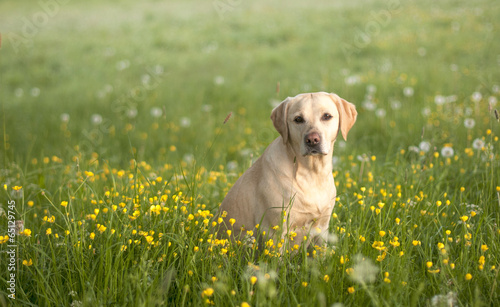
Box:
[322,113,333,121]
[294,116,305,124]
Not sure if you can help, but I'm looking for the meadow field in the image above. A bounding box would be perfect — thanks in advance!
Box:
[1,0,499,305]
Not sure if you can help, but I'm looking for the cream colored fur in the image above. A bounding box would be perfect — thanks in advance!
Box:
[218,92,357,248]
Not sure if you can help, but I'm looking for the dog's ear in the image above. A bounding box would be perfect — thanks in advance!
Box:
[330,94,357,141]
[271,97,291,143]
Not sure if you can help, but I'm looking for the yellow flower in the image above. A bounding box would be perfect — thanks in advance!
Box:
[395,217,400,225]
[372,241,387,251]
[61,201,68,207]
[89,232,95,240]
[426,261,433,268]
[13,186,22,191]
[46,228,52,235]
[412,240,421,246]
[302,282,308,287]
[229,218,236,226]
[241,303,250,307]
[348,287,355,294]
[97,224,107,233]
[23,259,33,266]
[389,237,400,247]
[250,276,257,285]
[437,243,445,249]
[460,215,469,222]
[202,287,214,298]
[465,273,472,280]
[28,200,34,207]
[23,229,32,237]
[379,231,386,237]
[323,275,330,282]
[146,236,154,244]
[481,244,489,252]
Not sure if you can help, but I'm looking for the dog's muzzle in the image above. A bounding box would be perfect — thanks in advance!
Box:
[304,132,327,156]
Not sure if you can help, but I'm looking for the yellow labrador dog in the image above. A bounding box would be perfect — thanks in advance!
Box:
[218,92,357,248]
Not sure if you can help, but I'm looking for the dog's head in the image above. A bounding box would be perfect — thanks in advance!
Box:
[271,92,357,157]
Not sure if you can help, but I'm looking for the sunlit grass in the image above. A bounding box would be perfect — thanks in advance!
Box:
[1,0,499,306]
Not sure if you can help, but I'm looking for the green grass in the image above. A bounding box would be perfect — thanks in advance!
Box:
[1,0,499,305]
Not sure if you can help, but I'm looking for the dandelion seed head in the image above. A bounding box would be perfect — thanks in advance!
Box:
[214,76,225,85]
[419,141,431,153]
[31,87,41,97]
[14,88,24,97]
[350,254,379,284]
[390,100,401,110]
[441,146,454,158]
[464,118,475,129]
[91,114,103,125]
[345,75,361,86]
[471,92,482,103]
[434,95,446,105]
[488,96,497,107]
[375,109,386,118]
[180,117,191,128]
[150,107,163,118]
[472,138,485,150]
[60,113,70,123]
[116,60,130,71]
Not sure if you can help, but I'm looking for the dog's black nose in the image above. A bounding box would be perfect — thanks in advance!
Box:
[305,132,321,146]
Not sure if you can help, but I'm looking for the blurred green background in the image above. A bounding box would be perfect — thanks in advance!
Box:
[1,0,499,169]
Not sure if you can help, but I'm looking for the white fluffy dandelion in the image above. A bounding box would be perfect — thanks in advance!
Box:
[31,87,41,97]
[91,114,103,125]
[403,87,414,97]
[488,96,497,107]
[472,138,485,150]
[14,88,24,97]
[180,117,191,128]
[434,95,446,105]
[441,146,454,158]
[350,255,379,285]
[214,76,225,85]
[464,118,475,129]
[419,141,431,153]
[375,109,387,118]
[345,75,361,86]
[127,108,138,119]
[471,92,482,103]
[150,107,163,118]
[60,113,70,123]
